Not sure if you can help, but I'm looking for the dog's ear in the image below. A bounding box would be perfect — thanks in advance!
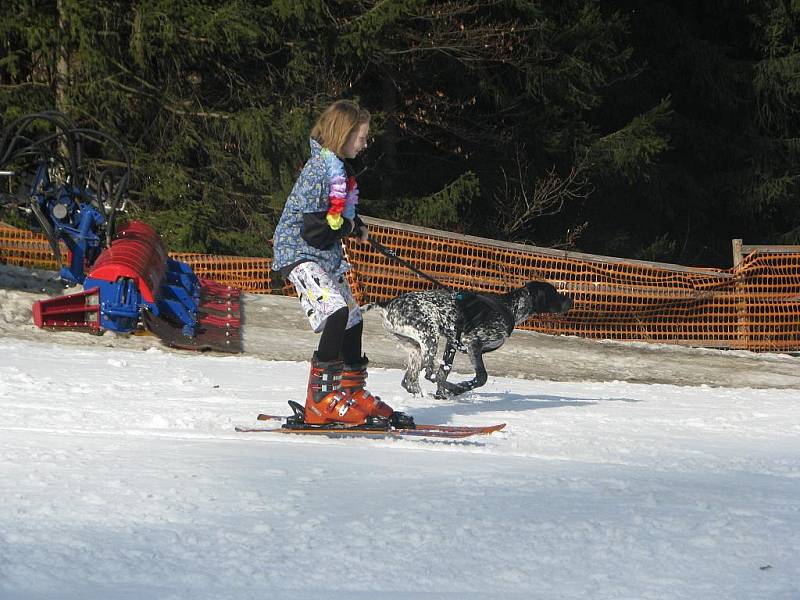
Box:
[525,282,542,296]
[526,281,571,314]
[525,281,548,311]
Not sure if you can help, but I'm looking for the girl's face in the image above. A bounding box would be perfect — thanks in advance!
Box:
[342,123,369,159]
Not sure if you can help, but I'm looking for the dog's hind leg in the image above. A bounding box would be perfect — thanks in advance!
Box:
[420,331,440,384]
[392,333,423,395]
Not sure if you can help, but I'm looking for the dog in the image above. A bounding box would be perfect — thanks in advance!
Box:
[369,281,572,398]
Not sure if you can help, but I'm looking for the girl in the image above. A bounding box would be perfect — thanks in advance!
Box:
[272,100,408,427]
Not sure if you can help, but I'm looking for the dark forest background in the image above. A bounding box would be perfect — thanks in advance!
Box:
[1,1,798,267]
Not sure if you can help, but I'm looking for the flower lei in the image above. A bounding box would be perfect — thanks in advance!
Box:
[321,148,358,230]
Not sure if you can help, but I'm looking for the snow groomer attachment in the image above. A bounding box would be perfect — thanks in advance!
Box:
[0,111,242,352]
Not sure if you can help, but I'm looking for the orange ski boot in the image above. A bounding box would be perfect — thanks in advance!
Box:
[304,353,368,426]
[341,356,414,428]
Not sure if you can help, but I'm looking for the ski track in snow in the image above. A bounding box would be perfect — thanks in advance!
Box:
[1,265,800,599]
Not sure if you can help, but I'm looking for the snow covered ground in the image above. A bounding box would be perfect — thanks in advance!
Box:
[1,264,800,599]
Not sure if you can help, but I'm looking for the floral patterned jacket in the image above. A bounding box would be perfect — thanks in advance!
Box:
[272,138,362,276]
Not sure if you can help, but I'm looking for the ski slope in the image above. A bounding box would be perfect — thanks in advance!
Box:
[1,266,799,599]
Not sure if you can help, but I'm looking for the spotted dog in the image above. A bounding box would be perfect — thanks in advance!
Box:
[371,281,572,398]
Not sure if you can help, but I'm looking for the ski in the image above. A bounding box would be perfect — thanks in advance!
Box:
[236,402,506,439]
[234,424,502,439]
[254,413,506,435]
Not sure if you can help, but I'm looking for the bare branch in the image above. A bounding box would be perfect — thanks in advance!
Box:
[495,147,593,240]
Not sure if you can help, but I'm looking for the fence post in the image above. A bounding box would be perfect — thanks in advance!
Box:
[732,238,743,267]
[731,239,749,350]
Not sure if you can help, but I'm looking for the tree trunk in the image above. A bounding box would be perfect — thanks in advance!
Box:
[55,0,70,113]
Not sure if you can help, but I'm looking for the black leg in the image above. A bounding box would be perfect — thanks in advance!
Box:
[317,307,348,361]
[341,320,363,364]
[434,341,458,399]
[440,349,488,397]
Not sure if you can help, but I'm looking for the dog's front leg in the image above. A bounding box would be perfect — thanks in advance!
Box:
[440,348,488,396]
[433,340,458,399]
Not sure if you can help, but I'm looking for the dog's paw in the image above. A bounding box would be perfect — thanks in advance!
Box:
[401,378,422,395]
[441,381,470,397]
[433,383,460,399]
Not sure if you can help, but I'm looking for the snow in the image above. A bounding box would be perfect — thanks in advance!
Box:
[1,265,799,599]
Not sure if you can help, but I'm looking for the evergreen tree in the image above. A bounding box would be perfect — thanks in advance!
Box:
[3,0,794,266]
[581,1,800,265]
[327,0,671,248]
[749,0,800,244]
[1,1,331,255]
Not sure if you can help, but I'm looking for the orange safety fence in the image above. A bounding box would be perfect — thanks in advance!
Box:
[2,218,800,352]
[0,224,69,270]
[169,253,278,294]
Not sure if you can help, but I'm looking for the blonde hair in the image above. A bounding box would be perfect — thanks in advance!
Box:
[311,100,370,157]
